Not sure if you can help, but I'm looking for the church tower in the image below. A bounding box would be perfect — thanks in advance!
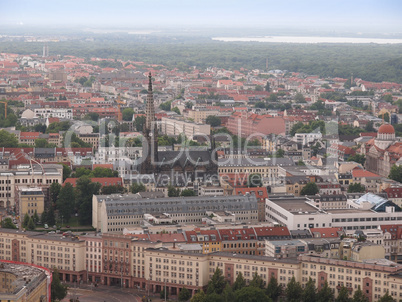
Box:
[141,72,158,174]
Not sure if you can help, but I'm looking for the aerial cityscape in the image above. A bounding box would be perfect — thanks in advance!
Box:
[0,1,402,302]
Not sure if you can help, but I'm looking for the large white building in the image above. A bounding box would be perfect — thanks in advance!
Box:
[34,108,73,119]
[159,117,210,139]
[266,196,402,231]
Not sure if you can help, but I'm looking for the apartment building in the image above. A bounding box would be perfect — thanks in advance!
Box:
[185,108,219,123]
[34,108,73,119]
[0,229,86,283]
[93,194,259,233]
[19,187,45,217]
[160,116,211,139]
[2,228,402,301]
[0,164,63,210]
[84,235,103,284]
[78,133,100,149]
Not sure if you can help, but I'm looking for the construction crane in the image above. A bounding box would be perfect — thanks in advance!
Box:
[115,94,126,122]
[0,101,7,119]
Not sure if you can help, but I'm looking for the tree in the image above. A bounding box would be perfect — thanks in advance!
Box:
[27,217,35,230]
[172,106,181,115]
[50,182,62,204]
[249,272,265,289]
[347,154,365,165]
[206,267,226,295]
[76,176,101,225]
[365,121,375,132]
[378,112,390,123]
[295,92,306,103]
[204,293,224,302]
[180,189,196,196]
[51,268,68,302]
[377,291,394,302]
[62,164,71,182]
[265,82,270,92]
[266,277,282,302]
[35,138,48,148]
[275,149,285,158]
[285,276,303,302]
[179,287,192,302]
[33,210,39,224]
[255,85,263,91]
[268,94,278,102]
[0,130,18,147]
[56,183,75,223]
[23,213,30,229]
[302,277,317,302]
[47,205,56,226]
[191,290,206,302]
[1,217,17,229]
[232,272,246,292]
[168,185,181,197]
[223,283,235,302]
[300,182,319,195]
[185,101,194,109]
[317,281,334,302]
[84,112,99,121]
[347,183,366,193]
[122,108,135,121]
[235,287,271,302]
[101,185,125,195]
[352,287,368,302]
[130,183,146,194]
[335,285,351,302]
[206,116,221,127]
[383,94,393,103]
[248,173,262,187]
[389,165,402,183]
[160,100,172,111]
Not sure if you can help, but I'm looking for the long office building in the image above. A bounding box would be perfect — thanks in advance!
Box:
[92,193,259,233]
[2,228,402,301]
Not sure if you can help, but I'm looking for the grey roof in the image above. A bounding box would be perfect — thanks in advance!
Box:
[218,157,294,167]
[97,194,258,217]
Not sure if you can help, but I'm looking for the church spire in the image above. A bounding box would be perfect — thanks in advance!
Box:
[145,72,155,131]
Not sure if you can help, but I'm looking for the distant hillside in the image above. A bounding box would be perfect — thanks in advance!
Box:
[1,36,401,83]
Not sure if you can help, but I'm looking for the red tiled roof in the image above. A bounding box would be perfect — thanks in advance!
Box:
[184,230,221,243]
[63,177,122,187]
[253,226,290,238]
[20,132,40,140]
[218,228,256,241]
[352,169,380,178]
[148,233,186,243]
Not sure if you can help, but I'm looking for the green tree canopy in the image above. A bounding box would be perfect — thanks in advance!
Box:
[181,189,197,196]
[232,272,246,292]
[248,173,262,187]
[51,268,68,302]
[300,182,319,195]
[130,183,146,194]
[134,115,146,131]
[1,217,17,229]
[285,276,303,302]
[302,277,317,302]
[235,286,271,302]
[75,176,101,225]
[335,285,351,302]
[351,286,369,302]
[122,108,135,121]
[389,165,402,183]
[266,277,282,302]
[347,154,366,165]
[0,130,18,147]
[191,290,206,302]
[377,291,394,302]
[347,183,366,193]
[206,115,222,127]
[317,281,334,302]
[56,183,75,223]
[206,267,227,295]
[179,287,192,302]
[249,272,265,289]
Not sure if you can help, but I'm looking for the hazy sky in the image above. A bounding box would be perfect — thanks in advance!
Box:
[1,0,402,33]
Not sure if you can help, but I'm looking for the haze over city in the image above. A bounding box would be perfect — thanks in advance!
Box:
[1,0,402,35]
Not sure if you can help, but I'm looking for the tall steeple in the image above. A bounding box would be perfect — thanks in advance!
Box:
[145,72,155,131]
[141,72,158,174]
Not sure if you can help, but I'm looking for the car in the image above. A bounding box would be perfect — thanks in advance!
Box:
[44,224,48,229]
[48,231,55,234]
[66,225,70,228]
[52,225,57,229]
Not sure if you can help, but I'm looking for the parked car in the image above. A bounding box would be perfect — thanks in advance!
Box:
[44,224,48,229]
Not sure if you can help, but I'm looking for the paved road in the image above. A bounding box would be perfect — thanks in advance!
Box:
[62,287,143,302]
